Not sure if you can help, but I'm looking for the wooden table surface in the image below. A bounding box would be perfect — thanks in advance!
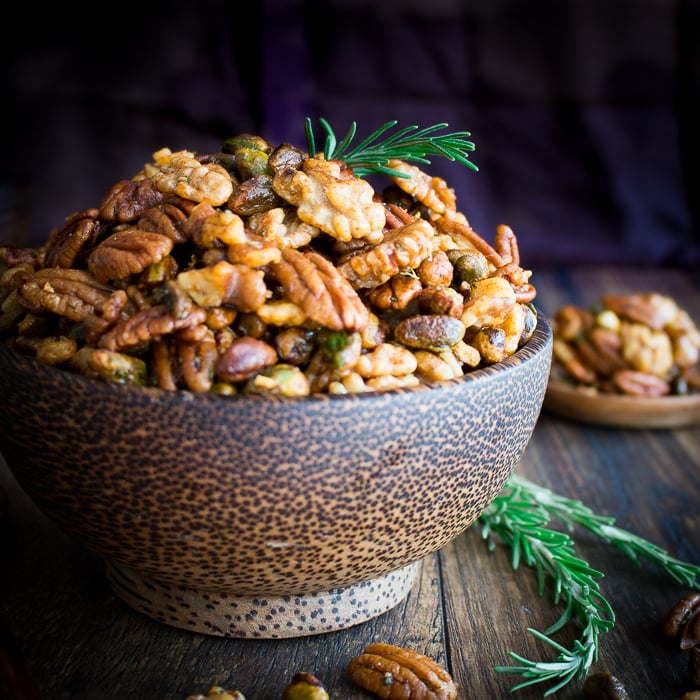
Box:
[1,265,699,700]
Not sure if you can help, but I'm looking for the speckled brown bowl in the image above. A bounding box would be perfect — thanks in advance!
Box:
[0,313,552,638]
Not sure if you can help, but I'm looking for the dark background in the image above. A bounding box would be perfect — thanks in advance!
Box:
[4,0,700,269]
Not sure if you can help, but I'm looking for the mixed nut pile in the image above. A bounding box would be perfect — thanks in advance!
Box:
[0,135,536,396]
[551,292,700,397]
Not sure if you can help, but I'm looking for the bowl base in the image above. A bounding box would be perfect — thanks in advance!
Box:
[104,561,418,638]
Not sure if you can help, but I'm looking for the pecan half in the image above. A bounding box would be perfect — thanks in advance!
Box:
[271,248,369,332]
[87,228,174,283]
[98,178,164,223]
[97,304,207,351]
[348,643,457,700]
[612,369,670,397]
[137,198,197,244]
[44,209,101,269]
[19,268,113,322]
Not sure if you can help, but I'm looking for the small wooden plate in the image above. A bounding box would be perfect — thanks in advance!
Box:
[544,380,700,430]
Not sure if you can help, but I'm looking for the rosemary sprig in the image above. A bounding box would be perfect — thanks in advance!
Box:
[477,474,700,696]
[304,118,478,178]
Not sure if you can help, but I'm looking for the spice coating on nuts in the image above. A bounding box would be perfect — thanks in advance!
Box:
[0,131,537,396]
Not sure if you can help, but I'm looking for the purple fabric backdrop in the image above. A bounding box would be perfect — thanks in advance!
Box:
[4,0,700,269]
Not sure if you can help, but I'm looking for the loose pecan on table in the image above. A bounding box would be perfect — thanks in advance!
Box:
[348,642,457,700]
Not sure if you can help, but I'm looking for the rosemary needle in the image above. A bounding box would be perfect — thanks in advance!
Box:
[303,118,478,178]
[477,474,700,696]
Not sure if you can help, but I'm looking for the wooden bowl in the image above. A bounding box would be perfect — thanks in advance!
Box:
[0,314,552,638]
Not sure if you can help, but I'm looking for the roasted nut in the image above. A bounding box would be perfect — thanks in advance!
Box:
[367,275,422,312]
[273,156,385,243]
[87,228,174,283]
[388,159,457,215]
[99,178,164,223]
[44,209,101,269]
[417,249,453,287]
[19,268,114,322]
[68,347,147,385]
[272,248,369,332]
[137,198,194,244]
[244,364,310,397]
[552,304,594,341]
[215,336,278,383]
[98,305,207,352]
[348,642,457,700]
[664,593,700,641]
[471,326,507,364]
[337,219,434,288]
[282,671,329,700]
[612,369,671,397]
[460,276,516,329]
[394,314,466,350]
[418,286,464,318]
[582,671,630,699]
[176,261,268,312]
[151,150,234,206]
[355,342,418,379]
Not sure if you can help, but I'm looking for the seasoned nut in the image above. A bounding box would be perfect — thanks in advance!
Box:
[414,349,463,381]
[99,178,164,223]
[68,346,147,385]
[471,327,507,364]
[275,327,314,364]
[214,336,278,383]
[417,249,453,287]
[35,336,77,365]
[272,248,369,332]
[355,342,418,379]
[177,327,218,393]
[394,314,466,350]
[582,671,630,699]
[388,159,457,214]
[338,219,435,289]
[176,261,268,312]
[460,276,516,329]
[151,150,234,206]
[273,157,385,243]
[367,275,422,312]
[552,304,594,341]
[282,671,329,700]
[244,364,310,397]
[19,268,114,322]
[44,209,101,269]
[137,198,194,244]
[612,369,670,397]
[602,292,671,330]
[348,642,457,700]
[418,286,464,318]
[87,228,174,283]
[98,304,207,352]
[663,593,700,641]
[451,249,490,289]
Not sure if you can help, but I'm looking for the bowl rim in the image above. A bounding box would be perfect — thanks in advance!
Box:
[0,309,552,404]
